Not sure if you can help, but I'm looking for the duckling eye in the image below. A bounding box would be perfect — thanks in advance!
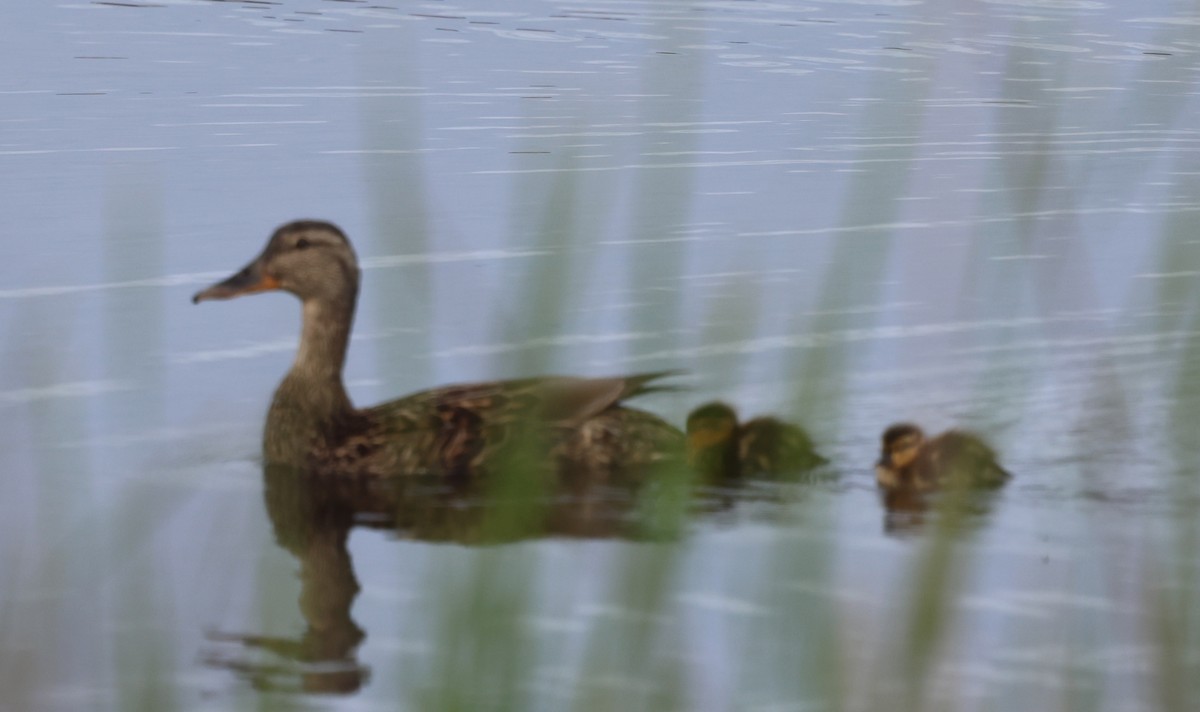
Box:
[295,238,311,250]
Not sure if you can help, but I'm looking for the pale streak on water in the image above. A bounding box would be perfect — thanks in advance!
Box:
[0,380,133,406]
[0,249,547,300]
[1,0,1198,710]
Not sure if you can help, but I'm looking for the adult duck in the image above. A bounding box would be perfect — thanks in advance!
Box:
[685,401,826,481]
[874,423,1011,491]
[193,220,683,480]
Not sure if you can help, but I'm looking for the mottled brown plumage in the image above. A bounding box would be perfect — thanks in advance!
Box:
[194,220,683,480]
[685,401,826,481]
[875,423,1011,491]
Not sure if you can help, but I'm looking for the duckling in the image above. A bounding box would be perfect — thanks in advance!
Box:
[875,423,1011,491]
[686,401,826,481]
[193,220,683,480]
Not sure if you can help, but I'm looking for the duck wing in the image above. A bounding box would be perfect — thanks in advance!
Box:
[363,369,681,429]
[738,417,827,475]
[927,431,1012,487]
[340,371,682,478]
[533,370,682,427]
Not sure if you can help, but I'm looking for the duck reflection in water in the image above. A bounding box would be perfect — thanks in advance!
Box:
[202,452,732,694]
[874,423,1012,536]
[204,464,366,694]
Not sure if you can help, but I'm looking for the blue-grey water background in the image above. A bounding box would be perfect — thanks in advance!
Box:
[2,1,1199,710]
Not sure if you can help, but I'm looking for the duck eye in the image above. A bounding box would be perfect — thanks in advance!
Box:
[295,238,311,250]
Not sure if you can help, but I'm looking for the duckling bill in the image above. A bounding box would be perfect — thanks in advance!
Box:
[194,220,683,480]
[686,401,826,481]
[875,423,1011,491]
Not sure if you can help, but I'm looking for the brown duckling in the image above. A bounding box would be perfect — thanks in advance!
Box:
[193,220,683,480]
[686,401,826,481]
[875,423,1011,491]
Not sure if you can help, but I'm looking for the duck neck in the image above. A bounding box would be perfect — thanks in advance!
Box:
[272,291,358,430]
[294,293,356,383]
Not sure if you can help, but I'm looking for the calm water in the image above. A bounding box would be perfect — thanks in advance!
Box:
[2,1,1199,710]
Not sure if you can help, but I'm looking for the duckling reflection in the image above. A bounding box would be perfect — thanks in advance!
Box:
[686,402,827,482]
[192,220,683,481]
[874,423,1012,536]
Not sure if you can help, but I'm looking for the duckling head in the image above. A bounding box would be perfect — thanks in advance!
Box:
[193,220,359,306]
[686,401,740,477]
[878,422,925,473]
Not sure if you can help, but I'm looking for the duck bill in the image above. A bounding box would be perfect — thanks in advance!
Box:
[192,260,280,304]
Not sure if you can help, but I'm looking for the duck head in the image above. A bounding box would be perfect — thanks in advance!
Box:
[193,220,359,306]
[877,422,925,475]
[686,401,740,478]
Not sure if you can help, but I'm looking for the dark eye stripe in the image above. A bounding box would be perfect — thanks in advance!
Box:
[295,237,311,249]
